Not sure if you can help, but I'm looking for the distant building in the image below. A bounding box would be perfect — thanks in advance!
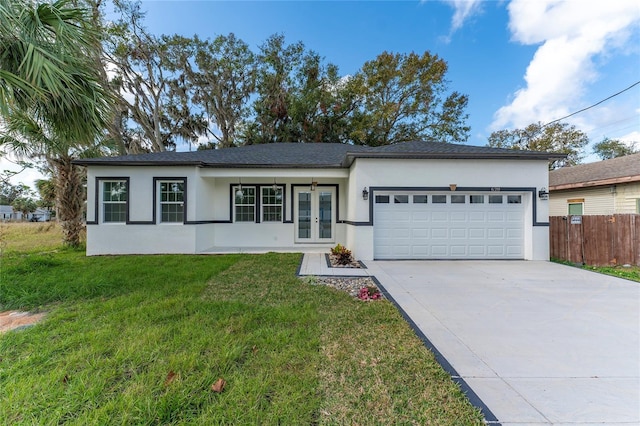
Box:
[549,153,640,216]
[0,205,51,222]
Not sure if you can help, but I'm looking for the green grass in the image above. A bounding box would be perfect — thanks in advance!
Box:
[582,265,640,282]
[0,232,483,424]
[0,222,65,253]
[552,258,640,283]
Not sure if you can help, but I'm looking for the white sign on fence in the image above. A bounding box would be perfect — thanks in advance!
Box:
[570,216,582,225]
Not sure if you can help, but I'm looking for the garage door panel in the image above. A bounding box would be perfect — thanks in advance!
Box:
[450,245,467,256]
[431,228,448,238]
[507,211,523,222]
[412,245,429,256]
[468,245,486,256]
[412,228,429,238]
[507,228,523,238]
[450,212,466,221]
[411,211,429,222]
[487,228,505,239]
[487,211,506,221]
[469,212,485,221]
[431,212,448,221]
[431,245,448,256]
[487,245,506,256]
[374,192,525,259]
[450,228,467,239]
[507,246,523,256]
[469,228,486,239]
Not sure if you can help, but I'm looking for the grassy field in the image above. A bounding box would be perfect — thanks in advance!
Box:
[0,223,484,424]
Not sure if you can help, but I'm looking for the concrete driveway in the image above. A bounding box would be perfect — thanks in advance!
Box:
[365,260,640,426]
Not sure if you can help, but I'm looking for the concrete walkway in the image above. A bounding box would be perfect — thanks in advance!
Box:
[298,253,370,276]
[300,255,640,425]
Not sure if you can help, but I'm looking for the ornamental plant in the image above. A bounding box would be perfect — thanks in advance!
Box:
[358,286,382,301]
[331,244,353,265]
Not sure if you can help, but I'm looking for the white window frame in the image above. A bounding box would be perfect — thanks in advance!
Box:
[261,186,284,222]
[158,180,185,224]
[101,180,127,223]
[234,186,256,222]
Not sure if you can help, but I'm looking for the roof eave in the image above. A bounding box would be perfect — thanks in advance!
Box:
[342,151,565,167]
[73,160,346,168]
[550,175,640,191]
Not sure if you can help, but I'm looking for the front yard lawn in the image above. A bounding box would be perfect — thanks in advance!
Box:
[0,247,483,424]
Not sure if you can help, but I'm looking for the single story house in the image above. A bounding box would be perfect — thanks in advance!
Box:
[0,205,51,222]
[549,153,640,216]
[74,141,562,260]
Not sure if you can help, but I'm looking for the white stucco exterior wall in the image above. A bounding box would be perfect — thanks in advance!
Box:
[85,158,551,260]
[344,158,551,261]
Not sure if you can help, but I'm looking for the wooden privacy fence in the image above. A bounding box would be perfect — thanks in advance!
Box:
[550,214,640,266]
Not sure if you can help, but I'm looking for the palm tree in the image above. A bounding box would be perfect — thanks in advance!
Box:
[0,0,112,246]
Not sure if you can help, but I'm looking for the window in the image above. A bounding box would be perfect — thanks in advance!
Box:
[102,180,127,223]
[451,195,465,204]
[234,186,255,222]
[568,203,583,215]
[262,186,283,222]
[489,195,503,204]
[470,195,484,204]
[159,181,184,223]
[636,199,640,214]
[413,195,428,204]
[432,195,446,204]
[394,195,409,204]
[375,195,390,204]
[507,195,522,204]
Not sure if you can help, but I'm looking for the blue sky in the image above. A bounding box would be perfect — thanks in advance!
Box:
[3,0,639,187]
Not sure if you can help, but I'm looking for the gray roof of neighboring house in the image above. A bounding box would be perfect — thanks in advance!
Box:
[74,140,564,168]
[549,153,640,190]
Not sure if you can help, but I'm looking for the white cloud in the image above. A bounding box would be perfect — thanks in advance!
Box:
[619,130,640,144]
[491,0,640,131]
[447,0,483,32]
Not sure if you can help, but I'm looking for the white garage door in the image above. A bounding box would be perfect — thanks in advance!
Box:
[374,192,525,259]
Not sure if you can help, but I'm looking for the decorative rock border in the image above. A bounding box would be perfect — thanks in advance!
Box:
[303,276,384,300]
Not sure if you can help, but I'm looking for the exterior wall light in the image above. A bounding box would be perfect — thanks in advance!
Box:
[538,187,549,200]
[362,187,369,200]
[310,181,317,191]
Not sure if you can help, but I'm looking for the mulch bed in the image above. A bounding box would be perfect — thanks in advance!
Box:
[328,253,363,269]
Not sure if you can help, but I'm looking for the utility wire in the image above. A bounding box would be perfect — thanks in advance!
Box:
[542,80,640,127]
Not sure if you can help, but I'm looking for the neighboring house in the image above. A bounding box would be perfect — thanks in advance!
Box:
[0,205,51,222]
[549,153,640,216]
[74,141,561,260]
[0,205,18,221]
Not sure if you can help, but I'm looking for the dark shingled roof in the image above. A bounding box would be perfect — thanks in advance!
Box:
[74,140,563,168]
[549,153,640,190]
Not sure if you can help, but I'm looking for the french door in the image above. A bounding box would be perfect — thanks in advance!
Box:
[294,187,335,243]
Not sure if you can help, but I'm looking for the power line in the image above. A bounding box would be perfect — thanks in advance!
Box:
[542,80,640,127]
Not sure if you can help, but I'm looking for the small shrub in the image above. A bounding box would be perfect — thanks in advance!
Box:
[331,244,353,265]
[358,286,382,301]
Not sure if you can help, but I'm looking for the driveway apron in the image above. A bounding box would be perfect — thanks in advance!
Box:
[365,260,640,426]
